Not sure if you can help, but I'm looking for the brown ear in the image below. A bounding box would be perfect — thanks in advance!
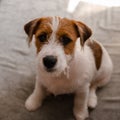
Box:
[74,21,92,46]
[24,18,40,45]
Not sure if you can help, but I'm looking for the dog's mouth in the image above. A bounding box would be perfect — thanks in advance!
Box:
[45,67,61,77]
[45,68,56,72]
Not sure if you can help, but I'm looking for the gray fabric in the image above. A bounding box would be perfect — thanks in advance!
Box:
[0,1,120,120]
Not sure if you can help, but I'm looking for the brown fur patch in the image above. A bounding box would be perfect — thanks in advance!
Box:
[31,17,77,54]
[56,18,78,54]
[34,18,52,53]
[24,17,92,55]
[86,40,103,70]
[73,20,92,46]
[34,17,79,54]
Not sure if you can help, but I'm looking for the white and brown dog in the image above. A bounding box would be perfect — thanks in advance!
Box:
[24,16,113,120]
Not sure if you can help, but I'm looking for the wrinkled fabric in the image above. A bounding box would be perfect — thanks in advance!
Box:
[0,1,120,120]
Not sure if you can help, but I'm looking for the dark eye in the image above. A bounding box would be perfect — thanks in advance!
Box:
[60,36,72,46]
[38,33,47,42]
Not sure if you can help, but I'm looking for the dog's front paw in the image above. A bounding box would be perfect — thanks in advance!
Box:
[25,94,42,111]
[74,110,89,120]
[88,94,97,109]
[75,113,88,120]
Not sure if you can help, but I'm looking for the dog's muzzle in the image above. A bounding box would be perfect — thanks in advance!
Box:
[43,55,57,72]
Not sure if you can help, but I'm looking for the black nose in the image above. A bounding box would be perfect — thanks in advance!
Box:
[43,56,57,69]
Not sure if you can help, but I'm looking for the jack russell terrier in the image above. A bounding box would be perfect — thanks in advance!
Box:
[24,16,113,120]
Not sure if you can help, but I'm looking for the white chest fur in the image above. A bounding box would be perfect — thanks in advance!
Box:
[40,75,77,95]
[37,46,96,95]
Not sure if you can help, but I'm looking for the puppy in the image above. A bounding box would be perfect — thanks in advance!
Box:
[24,16,113,120]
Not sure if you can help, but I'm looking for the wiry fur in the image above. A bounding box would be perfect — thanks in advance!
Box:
[24,17,113,120]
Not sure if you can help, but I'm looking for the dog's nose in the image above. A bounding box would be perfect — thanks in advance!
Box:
[43,56,57,69]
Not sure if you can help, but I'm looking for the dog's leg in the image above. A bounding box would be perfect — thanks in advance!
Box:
[25,79,46,111]
[88,85,97,109]
[74,85,89,120]
[88,73,112,109]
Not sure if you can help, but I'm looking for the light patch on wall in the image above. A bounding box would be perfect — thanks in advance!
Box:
[67,0,120,13]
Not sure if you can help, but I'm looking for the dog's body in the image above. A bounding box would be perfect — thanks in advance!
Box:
[24,17,113,120]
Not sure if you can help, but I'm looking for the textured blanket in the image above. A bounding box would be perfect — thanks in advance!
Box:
[0,0,120,120]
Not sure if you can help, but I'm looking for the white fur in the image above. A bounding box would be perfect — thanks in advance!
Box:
[25,17,113,120]
[49,16,60,43]
[36,42,68,78]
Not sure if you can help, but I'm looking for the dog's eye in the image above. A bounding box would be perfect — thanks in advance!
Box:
[60,36,72,46]
[38,33,47,42]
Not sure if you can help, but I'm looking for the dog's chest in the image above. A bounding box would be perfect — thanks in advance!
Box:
[41,75,78,95]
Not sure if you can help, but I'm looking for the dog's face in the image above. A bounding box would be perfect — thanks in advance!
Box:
[24,17,92,76]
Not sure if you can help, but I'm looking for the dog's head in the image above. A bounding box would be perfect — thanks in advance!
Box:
[24,17,92,77]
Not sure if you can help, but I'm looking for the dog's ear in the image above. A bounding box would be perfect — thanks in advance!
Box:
[24,18,41,46]
[73,21,92,46]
